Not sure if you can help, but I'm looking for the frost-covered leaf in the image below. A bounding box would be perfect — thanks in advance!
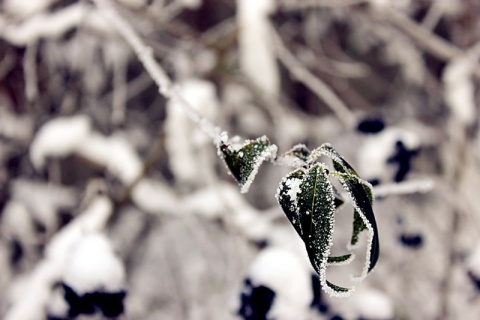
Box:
[296,163,335,265]
[327,253,355,266]
[313,143,379,273]
[285,163,353,296]
[326,281,351,295]
[313,143,358,176]
[218,135,277,193]
[277,142,378,297]
[351,210,368,247]
[275,144,311,167]
[333,171,379,276]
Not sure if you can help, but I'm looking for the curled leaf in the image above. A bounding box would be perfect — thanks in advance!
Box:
[333,171,379,277]
[218,136,277,193]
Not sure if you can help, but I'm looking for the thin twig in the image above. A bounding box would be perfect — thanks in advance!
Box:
[366,6,480,79]
[270,23,357,127]
[376,7,461,61]
[23,41,39,103]
[92,0,222,143]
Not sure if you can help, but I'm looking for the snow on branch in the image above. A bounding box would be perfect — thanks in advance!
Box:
[1,2,90,46]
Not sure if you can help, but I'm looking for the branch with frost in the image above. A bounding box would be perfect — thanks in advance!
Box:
[2,0,59,18]
[4,189,113,320]
[373,179,435,198]
[368,5,480,78]
[269,23,357,127]
[370,5,461,62]
[92,0,221,143]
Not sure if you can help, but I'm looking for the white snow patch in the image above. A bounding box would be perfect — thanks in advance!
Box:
[343,287,394,320]
[357,127,420,182]
[285,176,302,203]
[2,2,89,46]
[165,79,219,186]
[76,132,143,185]
[4,195,113,320]
[247,248,312,320]
[467,242,480,278]
[63,233,125,294]
[131,178,180,214]
[443,53,477,127]
[2,0,59,18]
[30,115,92,170]
[30,115,144,185]
[237,0,279,97]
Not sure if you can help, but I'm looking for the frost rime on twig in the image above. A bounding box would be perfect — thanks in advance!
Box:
[92,0,222,144]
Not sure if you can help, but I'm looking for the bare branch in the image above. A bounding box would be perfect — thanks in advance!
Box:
[270,23,357,127]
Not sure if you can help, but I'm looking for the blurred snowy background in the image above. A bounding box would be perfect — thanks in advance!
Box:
[1,0,480,319]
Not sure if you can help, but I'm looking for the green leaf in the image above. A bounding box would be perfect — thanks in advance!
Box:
[333,172,379,275]
[276,142,378,297]
[326,281,353,296]
[317,143,358,176]
[296,163,335,278]
[351,210,368,247]
[218,136,277,193]
[327,253,355,266]
[313,143,378,273]
[276,168,305,237]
